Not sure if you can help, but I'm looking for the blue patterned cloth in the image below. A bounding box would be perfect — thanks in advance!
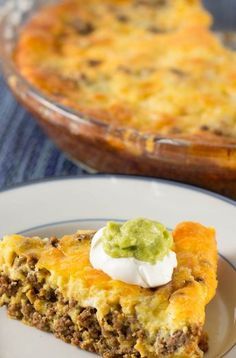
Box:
[0,76,85,189]
[0,0,235,190]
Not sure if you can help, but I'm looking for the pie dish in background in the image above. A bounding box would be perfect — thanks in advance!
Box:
[0,0,236,198]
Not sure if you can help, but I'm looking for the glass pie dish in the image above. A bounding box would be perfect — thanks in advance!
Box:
[0,0,236,199]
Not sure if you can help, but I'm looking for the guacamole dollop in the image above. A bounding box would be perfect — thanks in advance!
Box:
[102,218,173,264]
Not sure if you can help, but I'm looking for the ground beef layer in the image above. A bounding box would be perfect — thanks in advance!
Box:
[0,273,142,357]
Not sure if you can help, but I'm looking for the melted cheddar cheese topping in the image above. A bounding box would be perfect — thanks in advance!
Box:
[14,0,236,139]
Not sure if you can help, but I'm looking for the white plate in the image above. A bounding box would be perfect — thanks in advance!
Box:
[0,176,235,358]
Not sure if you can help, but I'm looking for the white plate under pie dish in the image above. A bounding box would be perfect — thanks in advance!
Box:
[0,175,235,358]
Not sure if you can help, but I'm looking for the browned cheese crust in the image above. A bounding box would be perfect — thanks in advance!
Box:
[14,0,236,141]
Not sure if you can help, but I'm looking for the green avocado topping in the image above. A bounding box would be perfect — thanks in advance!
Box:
[102,218,173,264]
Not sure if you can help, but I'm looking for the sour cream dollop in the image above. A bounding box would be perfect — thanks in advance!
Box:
[90,227,177,288]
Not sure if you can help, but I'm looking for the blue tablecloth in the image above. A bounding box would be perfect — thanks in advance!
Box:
[0,76,85,189]
[0,0,236,190]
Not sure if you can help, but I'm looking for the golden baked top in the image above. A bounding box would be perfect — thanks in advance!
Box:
[0,222,217,340]
[14,0,236,140]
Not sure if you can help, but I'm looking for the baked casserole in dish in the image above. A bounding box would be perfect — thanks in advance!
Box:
[0,0,236,197]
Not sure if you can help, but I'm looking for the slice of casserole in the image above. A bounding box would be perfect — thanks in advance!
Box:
[0,222,217,357]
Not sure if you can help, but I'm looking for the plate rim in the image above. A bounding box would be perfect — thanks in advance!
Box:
[0,174,235,207]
